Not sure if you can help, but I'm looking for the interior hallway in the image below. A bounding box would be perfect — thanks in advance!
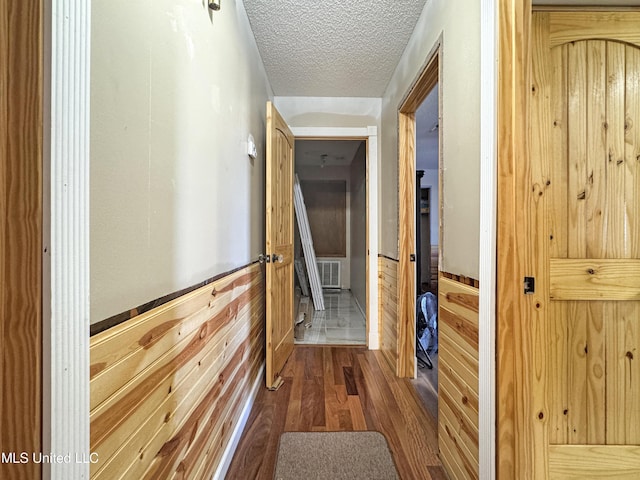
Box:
[226,346,445,480]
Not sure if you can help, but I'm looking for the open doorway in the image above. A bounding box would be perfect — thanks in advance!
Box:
[413,83,440,419]
[293,139,368,346]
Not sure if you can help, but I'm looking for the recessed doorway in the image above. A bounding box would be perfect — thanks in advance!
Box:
[293,139,368,346]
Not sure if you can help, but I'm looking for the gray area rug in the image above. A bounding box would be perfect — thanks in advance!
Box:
[274,431,399,480]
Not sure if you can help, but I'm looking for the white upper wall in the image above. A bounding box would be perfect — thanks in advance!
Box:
[380,0,480,278]
[273,97,381,128]
[90,0,273,322]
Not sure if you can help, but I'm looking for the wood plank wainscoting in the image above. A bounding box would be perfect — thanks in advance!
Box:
[378,255,399,373]
[89,264,264,479]
[438,274,480,480]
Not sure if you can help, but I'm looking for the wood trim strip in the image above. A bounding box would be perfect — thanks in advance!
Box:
[496,1,532,479]
[533,6,640,12]
[441,271,480,288]
[378,256,398,374]
[378,253,399,262]
[397,111,417,378]
[1,1,43,479]
[550,258,640,300]
[90,260,259,336]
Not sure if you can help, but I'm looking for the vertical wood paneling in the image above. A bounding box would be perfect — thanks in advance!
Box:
[496,2,532,478]
[548,43,569,445]
[0,1,43,479]
[567,41,588,259]
[627,45,640,258]
[398,112,416,378]
[527,13,550,478]
[378,257,398,374]
[89,264,264,480]
[438,275,479,480]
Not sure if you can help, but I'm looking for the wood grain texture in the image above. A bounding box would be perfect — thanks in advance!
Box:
[265,101,295,388]
[520,10,640,480]
[496,2,532,479]
[397,112,416,378]
[378,256,398,374]
[0,1,43,479]
[89,264,264,479]
[548,12,640,48]
[438,276,479,480]
[550,259,640,300]
[226,346,442,480]
[300,180,347,257]
[548,445,640,479]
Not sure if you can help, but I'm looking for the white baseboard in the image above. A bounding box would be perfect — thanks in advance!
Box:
[213,362,264,479]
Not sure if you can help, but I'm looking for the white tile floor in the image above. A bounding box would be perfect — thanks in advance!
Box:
[295,290,366,345]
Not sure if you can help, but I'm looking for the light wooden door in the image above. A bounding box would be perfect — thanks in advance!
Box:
[527,11,640,478]
[265,101,295,389]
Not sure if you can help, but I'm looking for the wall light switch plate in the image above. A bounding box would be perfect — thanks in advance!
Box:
[247,134,257,160]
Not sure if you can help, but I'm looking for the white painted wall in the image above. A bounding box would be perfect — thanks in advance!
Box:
[420,169,439,246]
[380,0,480,277]
[90,0,273,322]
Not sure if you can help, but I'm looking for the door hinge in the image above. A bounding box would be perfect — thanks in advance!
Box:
[524,276,535,295]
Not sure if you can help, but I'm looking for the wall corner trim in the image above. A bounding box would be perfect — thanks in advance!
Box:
[44,1,91,479]
[479,0,498,479]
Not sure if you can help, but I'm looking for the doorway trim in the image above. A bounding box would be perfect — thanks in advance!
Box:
[290,126,379,349]
[43,2,92,479]
[479,0,498,478]
[397,40,441,378]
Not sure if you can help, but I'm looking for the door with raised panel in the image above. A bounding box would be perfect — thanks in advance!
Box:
[265,101,295,389]
[527,11,640,478]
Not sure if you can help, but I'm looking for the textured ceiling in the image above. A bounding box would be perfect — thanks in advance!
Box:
[242,0,428,97]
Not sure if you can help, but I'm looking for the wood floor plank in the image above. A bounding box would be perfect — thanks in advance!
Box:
[226,346,443,479]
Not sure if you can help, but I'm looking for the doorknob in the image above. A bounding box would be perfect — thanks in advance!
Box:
[272,254,284,263]
[258,254,271,264]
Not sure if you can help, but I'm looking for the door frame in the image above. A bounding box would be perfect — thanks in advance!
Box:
[397,40,441,378]
[290,126,379,348]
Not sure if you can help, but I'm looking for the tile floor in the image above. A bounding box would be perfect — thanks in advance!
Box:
[295,290,366,345]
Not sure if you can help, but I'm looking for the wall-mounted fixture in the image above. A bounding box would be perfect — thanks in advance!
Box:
[208,0,221,11]
[247,134,257,160]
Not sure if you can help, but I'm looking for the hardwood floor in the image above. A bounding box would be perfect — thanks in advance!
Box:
[226,346,444,479]
[412,351,439,421]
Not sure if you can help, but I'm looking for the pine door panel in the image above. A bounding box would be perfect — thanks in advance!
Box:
[265,102,295,389]
[531,10,640,477]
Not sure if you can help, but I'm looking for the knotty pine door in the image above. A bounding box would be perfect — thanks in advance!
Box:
[527,11,640,478]
[265,101,295,389]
